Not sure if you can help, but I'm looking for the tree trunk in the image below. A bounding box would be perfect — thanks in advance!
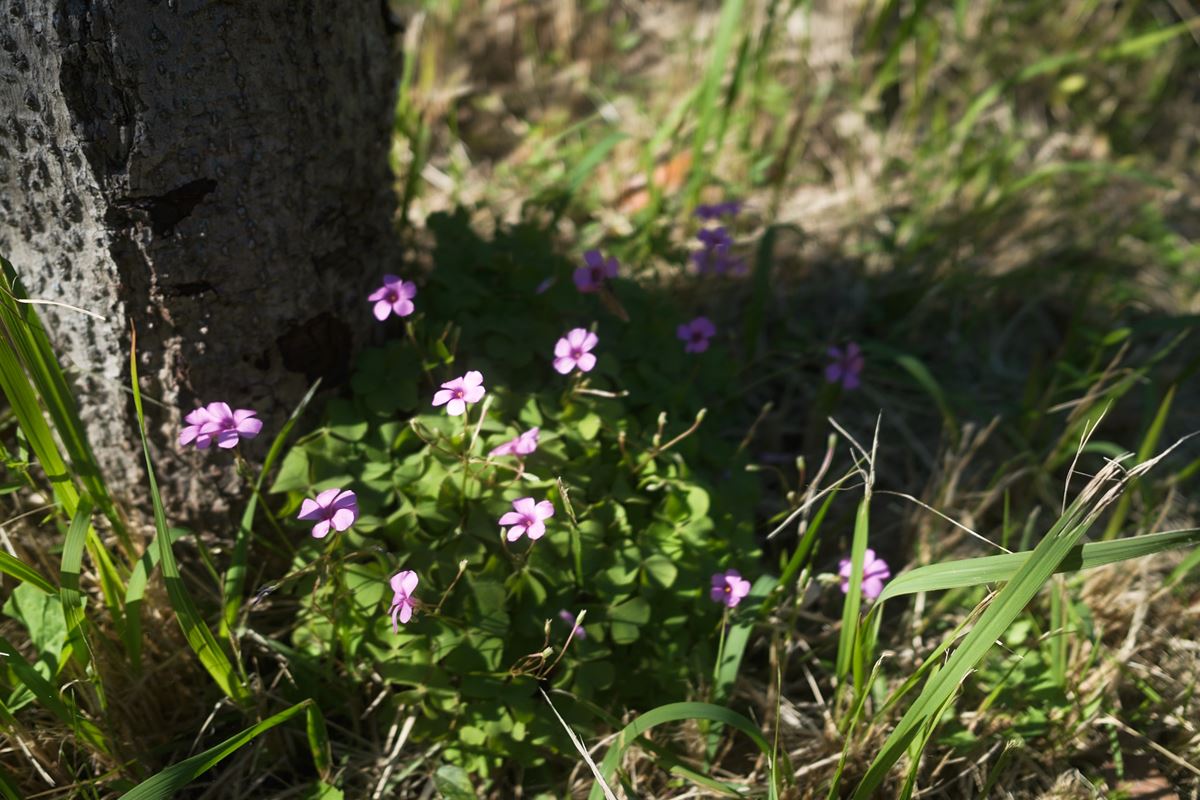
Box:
[0,0,398,527]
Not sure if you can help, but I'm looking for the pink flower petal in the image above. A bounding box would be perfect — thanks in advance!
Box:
[534,501,555,520]
[398,601,413,624]
[498,511,524,526]
[580,332,598,351]
[513,497,537,516]
[331,507,356,531]
[463,385,485,403]
[298,498,323,520]
[463,371,483,388]
[566,328,588,348]
[393,299,414,316]
[314,487,342,506]
[216,430,240,448]
[525,521,546,540]
[506,525,526,542]
[576,353,596,372]
[311,519,332,539]
[554,337,572,358]
[446,398,466,416]
[432,389,453,407]
[373,300,392,320]
[553,356,575,374]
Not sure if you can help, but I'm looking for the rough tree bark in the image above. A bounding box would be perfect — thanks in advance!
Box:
[0,0,398,527]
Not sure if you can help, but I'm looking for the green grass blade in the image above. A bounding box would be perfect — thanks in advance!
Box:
[0,295,126,620]
[123,526,185,671]
[683,0,745,208]
[129,330,249,705]
[222,379,321,633]
[305,701,332,781]
[60,499,104,711]
[836,497,870,685]
[851,466,1130,797]
[587,701,777,800]
[1102,385,1174,540]
[876,527,1200,603]
[0,550,56,595]
[0,633,110,755]
[0,257,132,554]
[120,700,311,799]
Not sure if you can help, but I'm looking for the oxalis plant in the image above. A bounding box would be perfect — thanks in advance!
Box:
[2,200,1199,798]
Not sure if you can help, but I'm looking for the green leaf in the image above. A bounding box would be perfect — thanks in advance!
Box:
[120,701,311,799]
[433,764,478,799]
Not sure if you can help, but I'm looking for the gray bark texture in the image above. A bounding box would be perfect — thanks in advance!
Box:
[0,0,398,528]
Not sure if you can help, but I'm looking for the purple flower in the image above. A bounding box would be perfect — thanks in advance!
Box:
[297,488,358,539]
[694,200,743,220]
[432,370,485,416]
[179,406,217,449]
[692,227,746,275]
[490,427,540,457]
[574,250,619,293]
[697,227,732,249]
[838,548,891,600]
[553,328,598,374]
[388,570,419,631]
[558,609,586,640]
[181,402,263,449]
[499,497,555,542]
[676,317,716,353]
[710,569,752,608]
[368,275,417,321]
[825,343,864,390]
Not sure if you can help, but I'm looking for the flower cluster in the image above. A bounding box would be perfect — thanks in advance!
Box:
[183,249,882,643]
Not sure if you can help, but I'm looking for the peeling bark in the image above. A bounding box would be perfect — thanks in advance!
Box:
[0,0,398,527]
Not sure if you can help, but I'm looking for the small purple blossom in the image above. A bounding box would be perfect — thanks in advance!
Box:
[574,250,619,293]
[677,317,716,353]
[499,497,555,542]
[558,609,586,640]
[180,402,263,449]
[432,370,485,416]
[692,226,747,275]
[368,275,417,321]
[297,488,358,539]
[838,548,891,600]
[710,569,752,608]
[694,200,743,220]
[388,570,419,632]
[825,343,864,390]
[490,427,540,457]
[553,328,598,374]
